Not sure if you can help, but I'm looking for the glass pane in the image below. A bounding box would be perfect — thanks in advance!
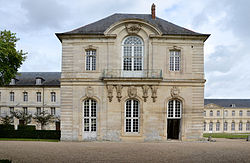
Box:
[168,100,173,117]
[91,119,96,131]
[84,119,89,131]
[126,100,131,117]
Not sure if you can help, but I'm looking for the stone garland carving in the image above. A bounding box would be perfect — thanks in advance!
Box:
[106,85,114,102]
[115,85,123,102]
[128,86,137,98]
[170,86,180,98]
[142,85,149,102]
[151,86,158,102]
[125,24,141,34]
[86,86,94,98]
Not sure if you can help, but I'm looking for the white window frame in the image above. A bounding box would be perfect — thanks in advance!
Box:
[122,36,143,72]
[232,110,235,116]
[83,99,97,132]
[37,92,41,102]
[246,122,250,131]
[51,107,56,115]
[239,122,243,131]
[209,122,213,131]
[224,122,228,131]
[51,92,56,102]
[36,78,42,85]
[239,110,243,116]
[216,122,220,131]
[23,92,28,102]
[167,100,182,119]
[224,110,228,117]
[10,92,14,102]
[169,50,181,71]
[85,50,96,71]
[231,122,235,131]
[217,110,220,116]
[124,99,140,133]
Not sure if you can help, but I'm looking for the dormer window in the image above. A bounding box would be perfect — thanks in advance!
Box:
[36,78,42,85]
[10,78,16,85]
[231,104,236,107]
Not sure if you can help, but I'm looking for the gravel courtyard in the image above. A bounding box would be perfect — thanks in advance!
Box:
[0,139,250,163]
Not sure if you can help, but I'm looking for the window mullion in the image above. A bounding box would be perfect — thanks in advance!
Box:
[132,45,134,71]
[89,100,91,131]
[131,100,134,131]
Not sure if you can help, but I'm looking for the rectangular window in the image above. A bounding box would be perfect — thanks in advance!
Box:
[209,122,213,131]
[210,110,213,117]
[239,122,243,131]
[23,107,28,115]
[86,50,96,71]
[216,122,220,131]
[37,92,41,102]
[203,111,206,116]
[231,122,235,131]
[170,50,180,71]
[23,92,28,101]
[247,111,250,116]
[232,110,235,116]
[239,110,243,116]
[10,92,14,101]
[217,110,220,116]
[36,107,41,115]
[224,122,228,131]
[51,107,55,115]
[246,122,250,131]
[224,110,228,117]
[0,92,1,101]
[51,92,56,102]
[204,122,206,131]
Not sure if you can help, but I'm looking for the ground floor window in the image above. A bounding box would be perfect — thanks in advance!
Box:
[246,122,250,131]
[204,122,206,131]
[209,122,213,131]
[83,99,97,132]
[224,122,228,131]
[231,122,235,131]
[239,122,243,131]
[216,122,220,131]
[125,99,139,133]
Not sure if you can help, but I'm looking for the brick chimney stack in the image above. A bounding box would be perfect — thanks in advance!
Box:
[151,3,156,19]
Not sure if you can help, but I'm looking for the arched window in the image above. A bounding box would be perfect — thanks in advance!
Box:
[125,99,140,133]
[231,122,235,131]
[224,122,228,131]
[246,122,250,131]
[209,122,213,131]
[216,122,220,131]
[122,36,143,71]
[239,122,243,131]
[168,100,181,118]
[83,99,97,132]
[204,122,206,131]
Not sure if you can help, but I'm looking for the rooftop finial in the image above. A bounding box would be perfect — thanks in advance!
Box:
[151,3,156,19]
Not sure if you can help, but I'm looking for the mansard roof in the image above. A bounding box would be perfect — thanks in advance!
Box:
[56,13,209,37]
[205,99,250,108]
[8,72,61,86]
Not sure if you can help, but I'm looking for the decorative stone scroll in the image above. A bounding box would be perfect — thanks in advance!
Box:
[115,85,123,102]
[128,86,137,98]
[151,86,158,102]
[106,85,114,102]
[170,86,180,98]
[86,86,94,98]
[142,85,149,102]
[125,24,141,34]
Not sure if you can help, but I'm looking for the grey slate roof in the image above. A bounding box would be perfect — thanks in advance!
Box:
[205,99,250,108]
[9,72,61,86]
[58,13,209,36]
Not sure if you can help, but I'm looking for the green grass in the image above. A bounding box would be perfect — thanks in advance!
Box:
[0,160,12,163]
[203,133,250,139]
[0,138,59,142]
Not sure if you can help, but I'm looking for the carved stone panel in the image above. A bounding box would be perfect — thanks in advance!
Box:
[128,86,137,98]
[142,85,149,102]
[151,86,158,102]
[170,86,180,98]
[125,24,141,34]
[106,85,114,102]
[115,85,123,102]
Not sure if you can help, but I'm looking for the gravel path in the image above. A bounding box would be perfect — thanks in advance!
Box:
[0,139,250,163]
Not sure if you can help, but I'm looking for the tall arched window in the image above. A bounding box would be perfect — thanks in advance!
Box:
[167,99,181,118]
[122,36,143,71]
[83,99,97,132]
[125,99,140,133]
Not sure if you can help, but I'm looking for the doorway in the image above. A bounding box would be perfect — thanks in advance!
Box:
[167,119,180,139]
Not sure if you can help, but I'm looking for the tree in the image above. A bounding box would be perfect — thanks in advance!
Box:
[33,110,55,130]
[0,114,14,125]
[12,110,32,125]
[0,30,26,86]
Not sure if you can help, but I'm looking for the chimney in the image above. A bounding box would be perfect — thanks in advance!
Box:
[151,3,156,19]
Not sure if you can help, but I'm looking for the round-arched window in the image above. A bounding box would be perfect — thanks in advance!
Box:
[122,36,143,71]
[167,99,182,118]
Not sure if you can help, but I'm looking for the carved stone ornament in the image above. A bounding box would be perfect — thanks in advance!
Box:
[142,85,149,102]
[86,86,94,98]
[128,86,137,98]
[115,85,123,102]
[151,86,158,102]
[170,86,180,98]
[126,24,141,34]
[106,85,114,102]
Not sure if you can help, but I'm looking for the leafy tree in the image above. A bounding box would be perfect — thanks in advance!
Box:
[0,30,26,86]
[0,114,14,125]
[33,110,55,130]
[12,110,32,125]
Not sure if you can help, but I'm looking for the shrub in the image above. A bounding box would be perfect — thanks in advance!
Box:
[0,124,14,131]
[18,125,36,131]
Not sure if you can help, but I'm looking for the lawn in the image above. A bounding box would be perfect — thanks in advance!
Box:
[0,138,59,142]
[203,133,250,139]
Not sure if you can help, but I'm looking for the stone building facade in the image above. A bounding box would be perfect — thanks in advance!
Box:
[204,99,250,133]
[0,72,61,130]
[56,6,210,141]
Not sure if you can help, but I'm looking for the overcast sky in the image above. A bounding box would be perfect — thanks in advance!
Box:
[0,0,249,99]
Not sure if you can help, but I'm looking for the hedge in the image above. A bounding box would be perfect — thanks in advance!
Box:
[18,125,36,131]
[0,125,14,131]
[0,130,60,140]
